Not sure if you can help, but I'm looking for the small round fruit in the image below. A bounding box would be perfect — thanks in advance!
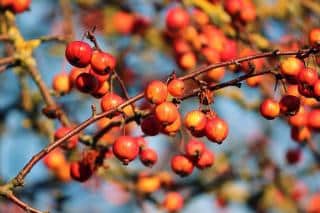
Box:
[279,95,300,116]
[166,7,189,30]
[90,51,116,75]
[139,148,158,167]
[69,67,88,86]
[112,136,139,164]
[313,79,320,97]
[184,110,207,132]
[297,67,318,86]
[185,139,205,158]
[54,127,78,149]
[259,98,280,120]
[288,106,308,127]
[177,51,196,70]
[309,28,320,46]
[307,109,320,130]
[91,81,110,98]
[155,102,179,125]
[280,57,304,79]
[65,41,92,68]
[135,137,148,150]
[167,79,185,97]
[291,126,311,143]
[205,117,229,144]
[141,115,161,136]
[161,115,181,135]
[70,161,93,182]
[112,11,135,34]
[43,148,66,170]
[171,154,194,177]
[145,80,168,104]
[136,175,161,194]
[195,149,214,169]
[100,92,124,112]
[12,0,31,13]
[286,148,302,165]
[52,73,71,94]
[162,192,184,212]
[75,72,99,93]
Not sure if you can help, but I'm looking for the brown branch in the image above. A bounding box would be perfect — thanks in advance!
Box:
[26,65,71,126]
[5,192,45,213]
[59,0,75,42]
[113,70,130,100]
[0,47,317,213]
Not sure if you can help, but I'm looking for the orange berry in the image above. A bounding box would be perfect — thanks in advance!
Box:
[54,127,78,149]
[195,148,214,169]
[185,139,205,159]
[162,192,184,212]
[280,57,304,79]
[52,73,71,94]
[171,155,194,177]
[100,92,124,112]
[167,79,185,97]
[139,148,158,167]
[259,98,280,120]
[166,7,189,31]
[309,28,320,46]
[145,80,168,104]
[205,117,229,143]
[184,110,207,132]
[112,136,139,165]
[155,102,179,125]
[90,51,116,75]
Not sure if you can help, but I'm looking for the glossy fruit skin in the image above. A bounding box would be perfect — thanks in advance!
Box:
[54,127,78,149]
[65,41,92,68]
[286,148,302,165]
[155,102,179,125]
[162,192,184,212]
[280,57,304,80]
[100,92,124,112]
[291,126,311,143]
[145,80,168,104]
[52,73,71,94]
[141,115,161,136]
[307,109,320,131]
[91,81,110,98]
[309,28,320,46]
[297,67,318,86]
[9,0,31,13]
[166,7,190,30]
[184,110,207,132]
[139,148,158,167]
[112,136,139,165]
[288,107,308,127]
[171,154,194,177]
[185,140,205,158]
[161,115,181,135]
[167,79,185,97]
[205,117,229,144]
[259,98,280,120]
[195,149,214,169]
[69,67,88,86]
[43,148,66,170]
[75,72,99,93]
[70,161,93,182]
[279,95,300,116]
[135,137,148,150]
[90,51,116,75]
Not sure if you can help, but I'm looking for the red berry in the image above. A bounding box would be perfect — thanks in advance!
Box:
[286,148,302,165]
[145,80,168,104]
[280,57,304,80]
[91,81,110,98]
[90,51,116,75]
[112,136,139,165]
[297,67,318,86]
[139,148,158,167]
[54,127,78,149]
[162,192,184,212]
[167,79,185,97]
[141,115,161,136]
[313,79,320,98]
[11,0,31,13]
[279,95,300,116]
[75,72,99,93]
[185,139,205,158]
[100,92,124,112]
[65,41,92,68]
[223,0,243,16]
[205,117,229,144]
[70,161,93,182]
[259,98,280,120]
[171,154,194,177]
[69,67,88,87]
[155,102,179,125]
[135,137,148,150]
[288,106,308,127]
[195,149,214,169]
[291,126,311,143]
[166,7,190,31]
[309,28,320,46]
[307,109,320,131]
